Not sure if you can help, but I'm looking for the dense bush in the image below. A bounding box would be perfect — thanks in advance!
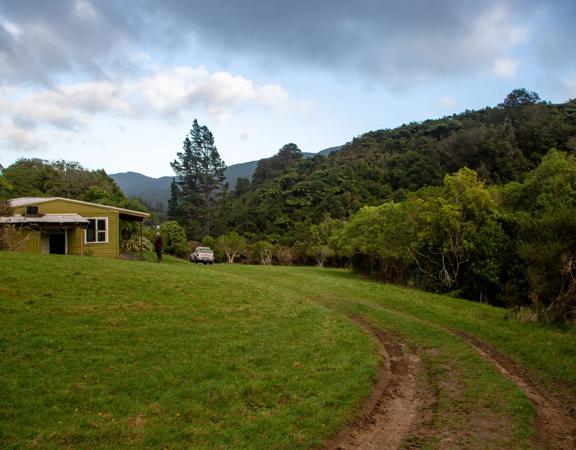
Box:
[160,221,189,257]
[336,151,576,324]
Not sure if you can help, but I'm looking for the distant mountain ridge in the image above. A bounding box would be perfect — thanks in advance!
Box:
[110,146,341,210]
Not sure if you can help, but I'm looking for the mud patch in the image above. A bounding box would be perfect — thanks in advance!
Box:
[325,317,426,450]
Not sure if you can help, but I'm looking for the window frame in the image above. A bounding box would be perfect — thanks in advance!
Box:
[84,217,109,244]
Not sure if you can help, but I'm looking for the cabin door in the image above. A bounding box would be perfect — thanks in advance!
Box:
[49,231,66,254]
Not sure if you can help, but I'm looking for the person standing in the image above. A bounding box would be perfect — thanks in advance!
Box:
[154,232,163,263]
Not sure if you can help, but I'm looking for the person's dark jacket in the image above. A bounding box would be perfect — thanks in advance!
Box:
[154,235,163,252]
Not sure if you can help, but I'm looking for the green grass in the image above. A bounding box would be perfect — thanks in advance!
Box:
[1,253,575,448]
[210,264,576,447]
[0,253,376,449]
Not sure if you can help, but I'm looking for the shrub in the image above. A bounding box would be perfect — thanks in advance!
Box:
[159,221,189,257]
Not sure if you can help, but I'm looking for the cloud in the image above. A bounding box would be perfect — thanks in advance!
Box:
[136,66,290,115]
[0,66,295,149]
[438,96,457,109]
[1,0,572,89]
[9,80,131,131]
[142,1,536,87]
[0,125,44,150]
[566,74,576,98]
[0,0,137,84]
[492,58,518,78]
[239,126,257,141]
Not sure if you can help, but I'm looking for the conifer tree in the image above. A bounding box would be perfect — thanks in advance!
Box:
[167,178,182,221]
[171,119,226,238]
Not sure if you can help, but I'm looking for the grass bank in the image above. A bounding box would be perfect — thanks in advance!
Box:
[2,253,575,448]
[212,264,576,448]
[0,252,376,448]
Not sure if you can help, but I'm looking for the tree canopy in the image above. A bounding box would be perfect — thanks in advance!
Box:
[170,119,227,239]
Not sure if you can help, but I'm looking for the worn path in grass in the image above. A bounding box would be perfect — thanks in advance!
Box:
[336,300,576,449]
[2,253,576,448]
[454,330,576,450]
[325,317,423,450]
[214,264,576,449]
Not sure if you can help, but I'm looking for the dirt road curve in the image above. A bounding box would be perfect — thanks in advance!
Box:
[324,318,423,450]
[325,317,575,450]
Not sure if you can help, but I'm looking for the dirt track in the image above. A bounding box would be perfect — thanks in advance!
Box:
[325,318,425,449]
[455,330,576,450]
[324,315,576,449]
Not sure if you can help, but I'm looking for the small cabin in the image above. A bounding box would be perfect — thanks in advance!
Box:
[1,197,150,257]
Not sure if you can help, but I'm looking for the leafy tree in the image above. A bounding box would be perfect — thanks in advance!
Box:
[171,120,226,239]
[159,221,189,257]
[252,143,303,186]
[217,231,247,263]
[234,177,251,197]
[251,241,274,265]
[405,168,496,289]
[503,150,576,322]
[2,158,137,209]
[499,88,542,108]
[274,245,294,265]
[333,201,412,282]
[306,217,339,267]
[0,173,13,216]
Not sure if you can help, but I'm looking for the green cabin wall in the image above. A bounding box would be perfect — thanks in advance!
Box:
[11,229,41,254]
[12,199,120,258]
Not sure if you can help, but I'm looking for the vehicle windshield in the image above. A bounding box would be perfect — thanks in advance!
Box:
[196,247,212,252]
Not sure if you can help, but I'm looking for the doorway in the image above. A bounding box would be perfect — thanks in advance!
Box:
[49,232,66,254]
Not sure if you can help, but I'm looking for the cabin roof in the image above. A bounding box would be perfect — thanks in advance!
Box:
[9,197,150,219]
[0,213,90,225]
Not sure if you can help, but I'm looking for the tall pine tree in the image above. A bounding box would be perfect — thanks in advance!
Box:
[171,120,226,239]
[167,178,182,221]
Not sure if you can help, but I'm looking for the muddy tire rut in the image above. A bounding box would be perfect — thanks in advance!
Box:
[325,318,425,450]
[454,330,576,450]
[324,311,576,449]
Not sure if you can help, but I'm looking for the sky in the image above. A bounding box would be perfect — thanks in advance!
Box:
[0,0,575,177]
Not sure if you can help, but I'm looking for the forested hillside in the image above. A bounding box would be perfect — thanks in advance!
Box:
[190,90,575,323]
[217,92,576,243]
[0,159,146,212]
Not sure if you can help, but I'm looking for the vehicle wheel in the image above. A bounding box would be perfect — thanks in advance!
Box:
[209,262,213,265]
[203,261,207,265]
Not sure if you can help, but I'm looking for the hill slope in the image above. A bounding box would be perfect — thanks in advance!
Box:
[110,146,342,209]
[221,99,576,242]
[2,252,575,448]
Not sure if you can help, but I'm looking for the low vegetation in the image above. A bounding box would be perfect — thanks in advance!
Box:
[2,252,575,448]
[0,252,376,448]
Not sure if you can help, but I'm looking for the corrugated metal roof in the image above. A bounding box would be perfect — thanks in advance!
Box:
[10,197,58,207]
[9,197,149,218]
[0,213,90,225]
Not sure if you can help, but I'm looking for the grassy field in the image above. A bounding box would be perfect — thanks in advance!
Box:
[1,252,575,448]
[0,252,376,448]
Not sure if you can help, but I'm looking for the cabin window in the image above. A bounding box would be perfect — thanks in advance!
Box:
[85,217,108,243]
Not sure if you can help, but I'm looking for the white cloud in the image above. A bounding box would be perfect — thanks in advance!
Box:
[468,5,530,53]
[566,73,576,97]
[1,19,22,37]
[492,58,518,78]
[136,66,291,115]
[0,125,45,151]
[0,66,297,150]
[74,0,98,19]
[9,81,132,131]
[438,95,457,109]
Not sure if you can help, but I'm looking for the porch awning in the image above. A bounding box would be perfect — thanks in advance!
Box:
[0,214,90,227]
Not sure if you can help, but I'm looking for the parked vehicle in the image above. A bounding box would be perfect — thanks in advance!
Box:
[190,246,214,264]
